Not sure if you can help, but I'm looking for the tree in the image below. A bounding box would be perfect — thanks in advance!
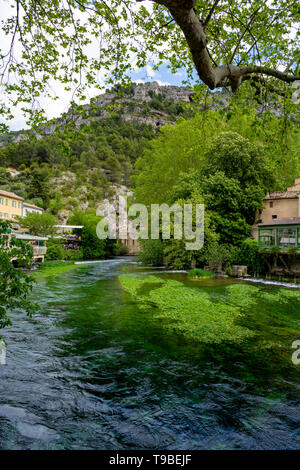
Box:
[237,238,266,274]
[18,212,57,236]
[69,210,116,259]
[202,131,274,190]
[134,111,223,205]
[27,169,50,207]
[0,220,37,333]
[138,239,165,266]
[197,132,275,244]
[134,107,296,206]
[0,0,299,130]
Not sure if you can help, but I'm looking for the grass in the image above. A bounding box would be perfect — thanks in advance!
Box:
[188,268,215,278]
[34,260,88,278]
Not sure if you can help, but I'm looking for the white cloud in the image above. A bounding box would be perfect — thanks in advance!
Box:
[146,64,155,79]
[134,79,146,84]
[155,80,171,86]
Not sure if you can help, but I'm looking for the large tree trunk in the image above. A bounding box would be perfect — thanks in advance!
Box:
[154,0,300,91]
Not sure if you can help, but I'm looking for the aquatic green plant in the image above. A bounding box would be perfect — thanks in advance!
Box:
[119,275,254,344]
[35,261,88,278]
[221,284,259,308]
[119,274,163,297]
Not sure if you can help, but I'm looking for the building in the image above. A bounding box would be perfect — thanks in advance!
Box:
[23,202,44,217]
[0,188,48,262]
[0,188,50,263]
[54,225,83,234]
[253,178,300,241]
[257,218,300,251]
[11,232,48,263]
[119,237,140,255]
[257,217,300,275]
[253,178,300,274]
[0,189,24,221]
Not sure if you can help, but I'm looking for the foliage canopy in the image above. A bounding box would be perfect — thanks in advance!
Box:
[0,0,299,130]
[0,220,37,333]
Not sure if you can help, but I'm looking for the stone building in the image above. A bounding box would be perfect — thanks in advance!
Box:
[253,178,300,240]
[252,178,300,274]
[119,236,140,255]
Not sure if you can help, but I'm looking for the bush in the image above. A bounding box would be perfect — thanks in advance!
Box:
[237,238,266,273]
[163,239,193,270]
[45,243,65,261]
[138,239,165,266]
[64,249,84,261]
[115,241,129,256]
[188,268,215,278]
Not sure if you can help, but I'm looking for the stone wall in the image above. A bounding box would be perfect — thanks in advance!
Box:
[120,237,140,255]
[261,197,299,223]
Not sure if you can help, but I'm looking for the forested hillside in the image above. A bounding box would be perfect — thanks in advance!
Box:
[0,82,199,221]
[0,118,154,222]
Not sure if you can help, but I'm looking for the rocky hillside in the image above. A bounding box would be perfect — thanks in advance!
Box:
[3,81,220,143]
[0,82,204,222]
[0,81,292,147]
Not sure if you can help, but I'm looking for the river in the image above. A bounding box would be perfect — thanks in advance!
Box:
[0,257,299,450]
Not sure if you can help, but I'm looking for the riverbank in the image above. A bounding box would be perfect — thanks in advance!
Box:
[34,260,88,278]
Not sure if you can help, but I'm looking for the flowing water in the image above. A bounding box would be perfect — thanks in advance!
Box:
[0,257,299,450]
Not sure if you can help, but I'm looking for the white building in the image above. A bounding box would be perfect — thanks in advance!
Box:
[23,202,44,217]
[11,232,48,262]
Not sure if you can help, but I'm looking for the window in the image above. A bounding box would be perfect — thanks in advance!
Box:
[5,199,8,205]
[278,228,296,247]
[0,198,3,205]
[12,200,16,207]
[18,202,22,208]
[259,228,276,247]
[4,213,8,218]
[272,215,277,219]
[270,201,273,208]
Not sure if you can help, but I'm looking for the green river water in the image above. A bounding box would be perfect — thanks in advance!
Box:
[0,257,299,449]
